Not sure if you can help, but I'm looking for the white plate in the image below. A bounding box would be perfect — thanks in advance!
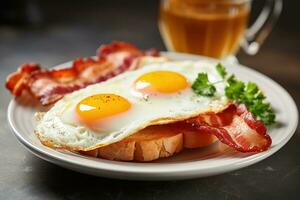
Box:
[7,52,298,180]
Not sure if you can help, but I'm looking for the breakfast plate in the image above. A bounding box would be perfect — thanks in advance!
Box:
[7,52,298,180]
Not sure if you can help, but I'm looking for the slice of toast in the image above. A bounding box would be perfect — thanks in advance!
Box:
[80,123,217,162]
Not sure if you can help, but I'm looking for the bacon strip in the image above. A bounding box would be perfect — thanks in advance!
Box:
[186,104,271,152]
[5,63,41,96]
[6,41,159,105]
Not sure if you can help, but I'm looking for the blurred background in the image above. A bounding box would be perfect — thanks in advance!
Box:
[0,0,299,199]
[0,0,299,97]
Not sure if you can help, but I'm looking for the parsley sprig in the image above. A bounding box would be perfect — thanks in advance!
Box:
[192,73,216,97]
[192,63,276,125]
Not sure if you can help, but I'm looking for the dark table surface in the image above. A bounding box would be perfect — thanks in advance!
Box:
[0,0,299,199]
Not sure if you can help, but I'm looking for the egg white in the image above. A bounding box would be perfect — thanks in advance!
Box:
[35,59,229,151]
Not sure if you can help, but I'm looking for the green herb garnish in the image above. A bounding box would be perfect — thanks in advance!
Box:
[192,73,216,97]
[192,63,276,125]
[216,63,227,79]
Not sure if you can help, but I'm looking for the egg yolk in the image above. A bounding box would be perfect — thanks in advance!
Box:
[76,94,131,122]
[134,70,189,94]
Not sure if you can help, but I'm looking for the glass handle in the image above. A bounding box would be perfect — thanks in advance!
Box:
[242,0,283,55]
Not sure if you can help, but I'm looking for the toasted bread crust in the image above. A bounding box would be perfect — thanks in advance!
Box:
[80,124,217,162]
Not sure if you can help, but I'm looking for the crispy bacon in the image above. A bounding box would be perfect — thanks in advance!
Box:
[5,63,41,96]
[186,104,271,152]
[6,41,159,105]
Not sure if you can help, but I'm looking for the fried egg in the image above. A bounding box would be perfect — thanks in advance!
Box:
[35,60,229,151]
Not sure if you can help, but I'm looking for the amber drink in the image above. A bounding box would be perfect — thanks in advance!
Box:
[159,0,250,58]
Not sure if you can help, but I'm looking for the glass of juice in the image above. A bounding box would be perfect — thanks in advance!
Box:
[159,0,282,59]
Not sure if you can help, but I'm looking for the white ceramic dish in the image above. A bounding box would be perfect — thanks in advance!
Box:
[7,52,298,180]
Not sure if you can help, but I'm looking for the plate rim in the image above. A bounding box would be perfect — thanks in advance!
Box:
[7,52,299,180]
